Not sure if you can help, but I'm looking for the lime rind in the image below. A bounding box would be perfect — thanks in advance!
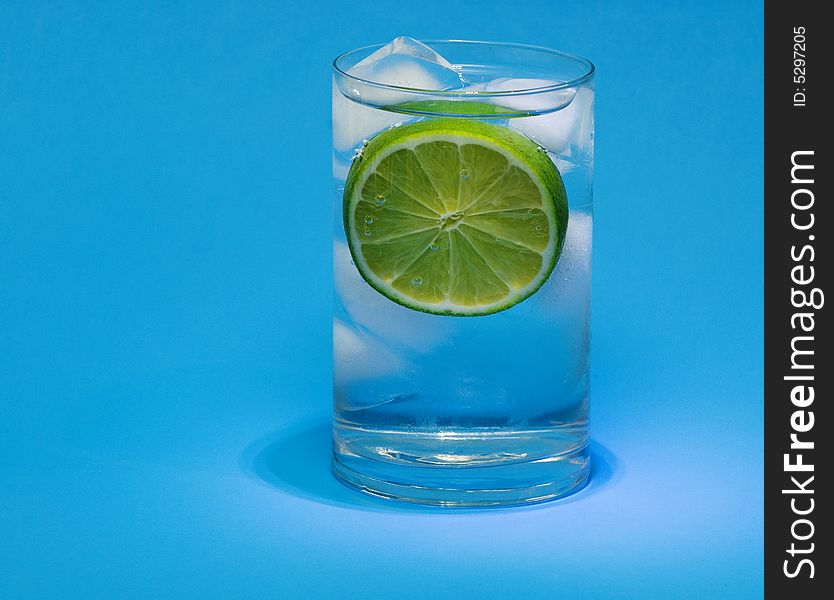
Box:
[343,119,568,316]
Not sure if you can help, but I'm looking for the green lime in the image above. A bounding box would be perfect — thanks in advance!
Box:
[343,118,568,316]
[384,99,530,118]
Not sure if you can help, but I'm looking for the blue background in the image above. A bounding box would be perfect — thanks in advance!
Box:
[1,1,763,598]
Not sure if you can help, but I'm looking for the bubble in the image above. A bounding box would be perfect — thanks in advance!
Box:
[364,215,374,224]
[534,225,543,232]
[374,194,386,205]
[459,168,470,180]
[410,277,423,286]
[363,228,372,237]
[429,242,440,251]
[450,212,462,220]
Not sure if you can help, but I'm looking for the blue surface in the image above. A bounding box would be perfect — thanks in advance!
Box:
[0,1,763,598]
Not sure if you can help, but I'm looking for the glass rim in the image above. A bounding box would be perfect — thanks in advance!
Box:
[332,39,595,97]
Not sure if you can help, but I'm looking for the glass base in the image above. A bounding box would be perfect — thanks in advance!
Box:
[332,442,590,508]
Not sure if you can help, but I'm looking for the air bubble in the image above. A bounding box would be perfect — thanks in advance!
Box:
[459,169,470,180]
[374,194,386,205]
[364,215,374,225]
[429,242,440,251]
[410,277,423,286]
[363,228,372,237]
[534,225,543,232]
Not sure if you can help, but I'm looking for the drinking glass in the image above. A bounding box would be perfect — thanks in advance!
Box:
[332,40,594,506]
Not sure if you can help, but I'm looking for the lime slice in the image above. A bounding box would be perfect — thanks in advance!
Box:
[343,118,568,316]
[384,99,531,118]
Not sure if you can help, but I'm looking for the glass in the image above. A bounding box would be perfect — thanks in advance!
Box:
[331,40,594,506]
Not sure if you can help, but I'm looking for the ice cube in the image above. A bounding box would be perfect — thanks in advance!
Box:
[485,78,576,112]
[350,36,463,96]
[485,79,593,156]
[556,211,593,275]
[568,87,594,157]
[333,319,402,383]
[332,150,351,180]
[334,241,449,352]
[539,210,593,318]
[332,79,407,153]
[333,38,465,151]
[355,36,454,69]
